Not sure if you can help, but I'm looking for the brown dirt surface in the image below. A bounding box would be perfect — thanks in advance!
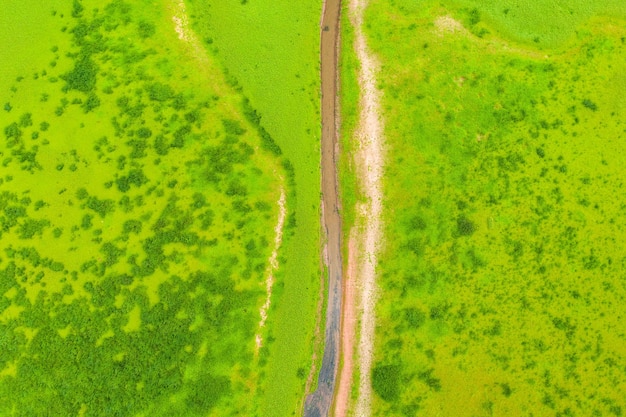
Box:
[333,235,358,417]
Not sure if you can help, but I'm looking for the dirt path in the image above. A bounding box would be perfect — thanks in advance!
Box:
[303,0,343,415]
[348,0,384,415]
[334,235,358,417]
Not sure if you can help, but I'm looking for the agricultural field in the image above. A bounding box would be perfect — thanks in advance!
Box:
[363,0,626,416]
[0,0,296,415]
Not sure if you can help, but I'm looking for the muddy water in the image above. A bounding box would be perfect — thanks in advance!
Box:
[303,0,342,415]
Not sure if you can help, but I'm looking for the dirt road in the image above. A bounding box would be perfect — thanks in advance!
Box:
[335,0,384,415]
[303,0,343,415]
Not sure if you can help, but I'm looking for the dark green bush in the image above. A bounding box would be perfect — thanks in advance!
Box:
[137,21,155,39]
[408,215,427,231]
[81,214,93,230]
[222,119,246,136]
[62,55,98,93]
[456,215,476,236]
[18,219,50,239]
[81,93,100,113]
[128,169,147,186]
[147,82,174,102]
[86,196,114,218]
[76,188,88,200]
[122,219,142,234]
[19,113,33,128]
[582,99,597,111]
[49,261,64,272]
[100,242,124,266]
[417,368,442,391]
[71,0,84,18]
[136,127,152,138]
[4,123,22,140]
[405,308,426,329]
[126,138,148,158]
[372,364,401,402]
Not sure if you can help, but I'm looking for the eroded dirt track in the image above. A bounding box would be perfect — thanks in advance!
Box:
[303,0,342,415]
[350,0,384,415]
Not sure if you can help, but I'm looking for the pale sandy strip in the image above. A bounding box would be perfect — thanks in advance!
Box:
[255,187,287,352]
[171,0,207,63]
[348,0,384,415]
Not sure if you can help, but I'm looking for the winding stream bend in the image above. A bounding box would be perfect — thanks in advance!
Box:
[303,0,342,415]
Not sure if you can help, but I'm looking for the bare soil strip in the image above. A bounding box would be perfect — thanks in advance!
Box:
[171,0,210,68]
[333,235,358,417]
[303,0,343,414]
[255,187,287,352]
[348,0,384,415]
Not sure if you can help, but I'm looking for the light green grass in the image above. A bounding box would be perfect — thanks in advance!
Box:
[338,5,362,238]
[0,1,285,415]
[0,0,73,95]
[386,0,626,48]
[364,1,626,415]
[186,1,322,415]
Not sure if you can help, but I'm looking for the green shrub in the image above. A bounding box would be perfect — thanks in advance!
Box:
[417,368,442,392]
[62,55,98,93]
[4,123,21,140]
[136,127,152,138]
[456,215,476,237]
[405,308,426,329]
[82,93,101,113]
[86,196,115,218]
[19,219,50,239]
[81,214,93,230]
[582,99,597,111]
[222,119,246,136]
[137,21,156,39]
[71,0,84,18]
[372,364,401,402]
[147,82,174,102]
[122,219,142,234]
[19,113,33,128]
[408,215,427,231]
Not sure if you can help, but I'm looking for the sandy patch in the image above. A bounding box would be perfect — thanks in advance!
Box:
[170,0,211,67]
[434,15,467,36]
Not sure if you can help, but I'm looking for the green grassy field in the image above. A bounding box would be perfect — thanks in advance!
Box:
[186,2,323,415]
[0,0,288,415]
[338,3,362,239]
[364,1,626,416]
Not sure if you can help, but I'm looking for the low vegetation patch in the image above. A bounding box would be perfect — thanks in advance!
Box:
[365,0,626,415]
[0,1,284,415]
